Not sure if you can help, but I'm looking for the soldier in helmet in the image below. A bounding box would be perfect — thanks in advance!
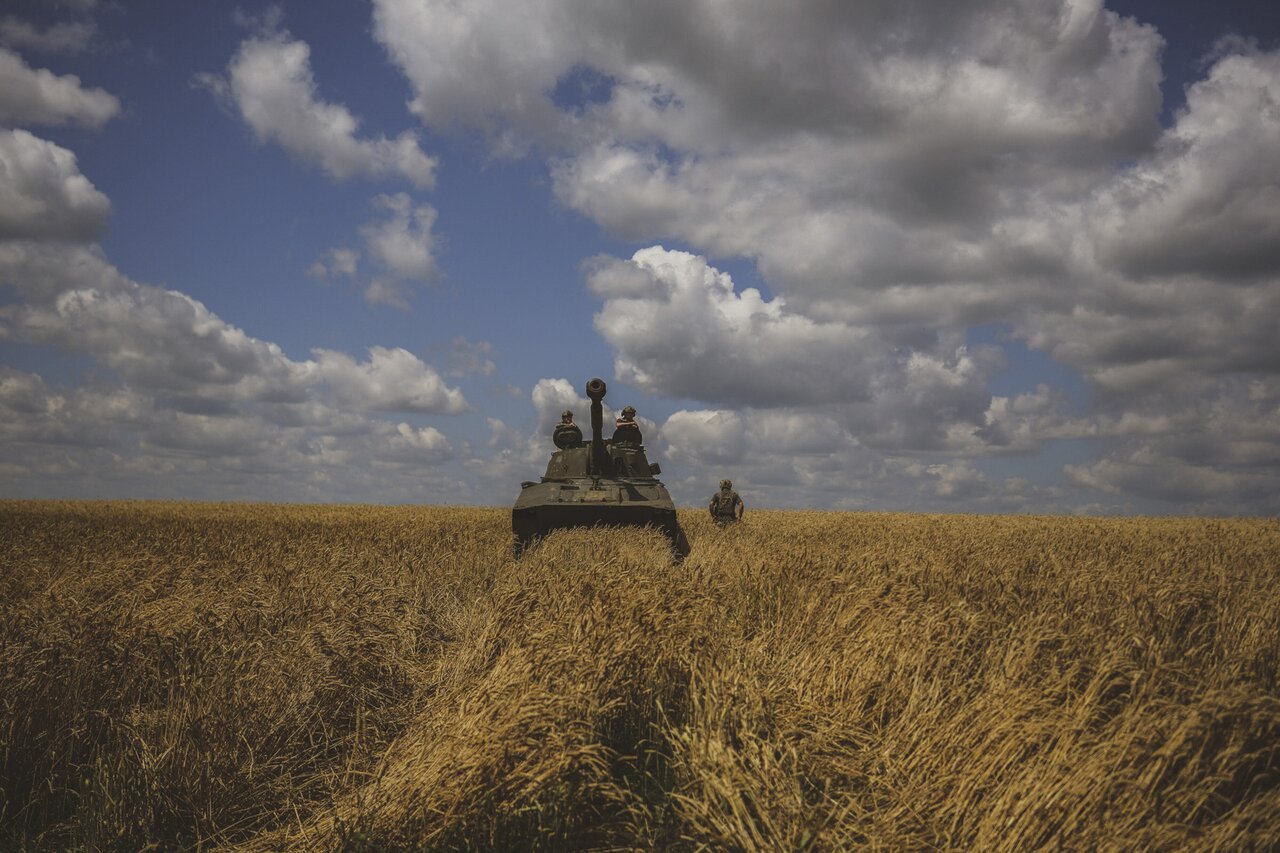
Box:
[553,409,583,449]
[612,404,643,446]
[709,478,744,525]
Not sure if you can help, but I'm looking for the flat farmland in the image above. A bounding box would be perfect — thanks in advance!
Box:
[2,501,1277,850]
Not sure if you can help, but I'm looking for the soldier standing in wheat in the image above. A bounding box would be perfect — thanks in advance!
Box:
[709,479,745,525]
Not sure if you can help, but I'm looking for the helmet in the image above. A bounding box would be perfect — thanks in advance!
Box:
[622,405,636,417]
[720,479,732,489]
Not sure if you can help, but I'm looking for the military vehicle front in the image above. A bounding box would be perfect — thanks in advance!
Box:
[512,377,688,559]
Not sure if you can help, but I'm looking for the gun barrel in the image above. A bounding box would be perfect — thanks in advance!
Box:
[585,377,611,477]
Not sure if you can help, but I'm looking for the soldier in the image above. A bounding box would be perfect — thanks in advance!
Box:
[709,478,744,525]
[612,405,643,446]
[553,409,583,449]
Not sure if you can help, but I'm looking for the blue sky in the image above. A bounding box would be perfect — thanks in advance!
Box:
[2,0,1278,514]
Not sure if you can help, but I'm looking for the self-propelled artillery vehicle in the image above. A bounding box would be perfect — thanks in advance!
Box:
[512,377,688,559]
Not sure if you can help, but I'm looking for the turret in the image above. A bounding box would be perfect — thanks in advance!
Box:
[585,377,615,477]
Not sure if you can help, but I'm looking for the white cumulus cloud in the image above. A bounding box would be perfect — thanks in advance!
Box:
[204,27,436,188]
[362,193,440,280]
[309,193,442,309]
[586,247,885,407]
[0,129,110,241]
[0,47,119,128]
[0,240,469,418]
[314,347,468,414]
[588,247,1001,451]
[1093,49,1280,282]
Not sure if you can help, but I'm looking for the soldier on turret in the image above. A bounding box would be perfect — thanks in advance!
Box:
[709,479,744,525]
[612,405,642,446]
[553,409,583,449]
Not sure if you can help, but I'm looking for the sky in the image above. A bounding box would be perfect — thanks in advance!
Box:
[1,0,1278,515]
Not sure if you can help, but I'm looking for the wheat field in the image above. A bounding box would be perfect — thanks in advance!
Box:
[1,500,1277,850]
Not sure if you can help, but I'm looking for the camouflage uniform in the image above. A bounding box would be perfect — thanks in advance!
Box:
[612,405,642,446]
[709,480,744,525]
[553,409,583,449]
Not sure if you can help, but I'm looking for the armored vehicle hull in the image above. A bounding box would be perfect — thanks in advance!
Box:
[512,378,688,559]
[512,479,683,557]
